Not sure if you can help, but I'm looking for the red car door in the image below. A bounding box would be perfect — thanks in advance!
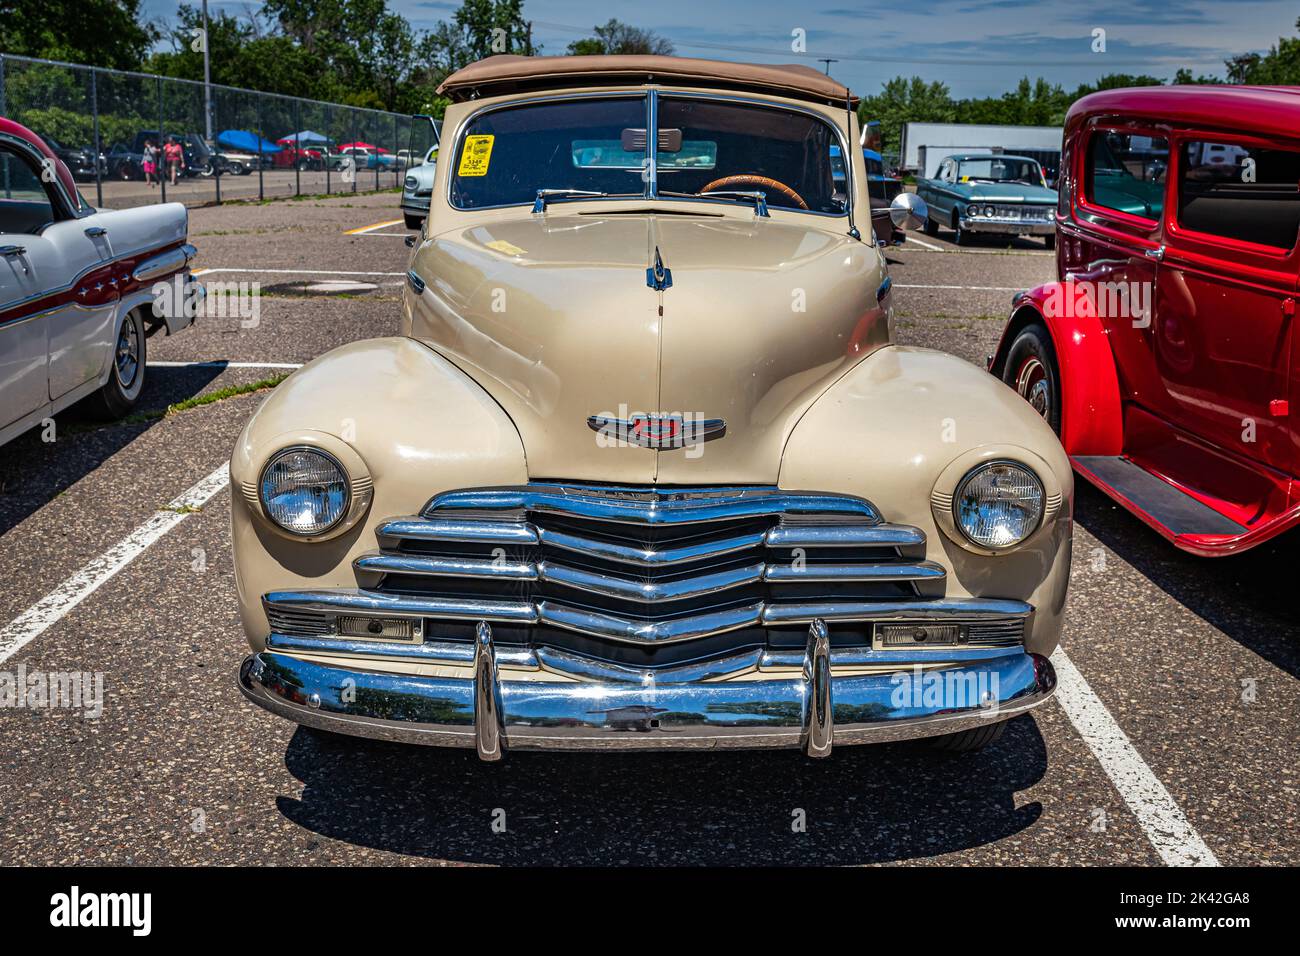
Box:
[1155,133,1300,477]
[1066,127,1169,419]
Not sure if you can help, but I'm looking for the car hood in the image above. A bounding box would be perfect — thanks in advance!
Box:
[406,210,887,485]
[958,181,1056,203]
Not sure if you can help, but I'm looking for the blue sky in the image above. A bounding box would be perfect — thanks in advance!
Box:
[141,0,1298,97]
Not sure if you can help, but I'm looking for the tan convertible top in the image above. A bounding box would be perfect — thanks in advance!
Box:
[437,55,857,107]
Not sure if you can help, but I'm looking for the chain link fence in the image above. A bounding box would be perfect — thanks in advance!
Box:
[0,53,438,209]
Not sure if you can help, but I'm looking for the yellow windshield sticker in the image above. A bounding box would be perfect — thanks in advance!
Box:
[458,135,494,177]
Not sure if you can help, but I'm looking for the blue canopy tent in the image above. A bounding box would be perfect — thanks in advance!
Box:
[279,130,331,145]
[216,130,282,154]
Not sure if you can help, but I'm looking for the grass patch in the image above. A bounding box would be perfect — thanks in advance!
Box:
[104,373,289,429]
[164,504,204,515]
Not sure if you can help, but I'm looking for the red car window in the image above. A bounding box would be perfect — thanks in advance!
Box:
[1084,131,1169,224]
[1177,140,1300,251]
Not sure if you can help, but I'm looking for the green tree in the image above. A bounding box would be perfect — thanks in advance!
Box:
[426,0,539,75]
[567,19,674,56]
[0,0,157,70]
[858,77,957,154]
[1226,17,1300,84]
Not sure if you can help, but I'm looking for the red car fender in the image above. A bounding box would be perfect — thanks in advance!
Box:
[991,281,1124,456]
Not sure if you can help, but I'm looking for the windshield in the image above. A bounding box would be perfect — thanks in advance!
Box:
[957,157,1043,186]
[449,94,846,215]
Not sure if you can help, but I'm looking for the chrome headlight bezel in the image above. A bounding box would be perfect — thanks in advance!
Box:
[249,434,373,542]
[259,446,351,537]
[952,459,1045,551]
[930,447,1064,556]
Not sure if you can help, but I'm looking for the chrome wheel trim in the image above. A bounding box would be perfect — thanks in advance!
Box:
[114,314,141,389]
[1015,357,1051,419]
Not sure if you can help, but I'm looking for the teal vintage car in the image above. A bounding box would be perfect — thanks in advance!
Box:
[916,153,1058,248]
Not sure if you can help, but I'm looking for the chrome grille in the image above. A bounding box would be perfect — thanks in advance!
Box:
[355,484,944,646]
[263,484,1033,662]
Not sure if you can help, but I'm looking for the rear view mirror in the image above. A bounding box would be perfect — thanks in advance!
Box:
[890,192,928,231]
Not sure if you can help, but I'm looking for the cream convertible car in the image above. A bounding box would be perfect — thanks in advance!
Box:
[233,55,1070,759]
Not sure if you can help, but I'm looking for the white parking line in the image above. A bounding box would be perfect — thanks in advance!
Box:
[1051,648,1220,866]
[895,284,1021,292]
[148,361,304,369]
[900,235,944,251]
[0,463,231,666]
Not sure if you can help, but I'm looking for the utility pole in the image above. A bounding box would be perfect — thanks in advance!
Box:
[202,0,213,141]
[819,58,838,76]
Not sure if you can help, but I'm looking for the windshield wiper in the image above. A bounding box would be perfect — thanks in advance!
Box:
[660,189,769,218]
[532,188,608,213]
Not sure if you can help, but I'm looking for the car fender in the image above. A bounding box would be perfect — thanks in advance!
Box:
[229,336,529,647]
[990,281,1124,456]
[780,344,1073,658]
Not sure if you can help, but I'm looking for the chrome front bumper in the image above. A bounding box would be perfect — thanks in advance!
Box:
[401,194,430,214]
[239,621,1057,759]
[960,218,1054,236]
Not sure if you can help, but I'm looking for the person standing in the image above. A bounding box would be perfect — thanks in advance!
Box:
[164,137,185,185]
[142,139,157,187]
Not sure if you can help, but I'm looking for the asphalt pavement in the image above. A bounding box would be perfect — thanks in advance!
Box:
[0,193,1294,865]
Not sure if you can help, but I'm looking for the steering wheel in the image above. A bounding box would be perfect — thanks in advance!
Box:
[698,174,808,210]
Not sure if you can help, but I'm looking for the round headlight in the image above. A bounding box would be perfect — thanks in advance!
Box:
[404,175,417,189]
[966,204,981,218]
[953,461,1044,550]
[259,447,350,536]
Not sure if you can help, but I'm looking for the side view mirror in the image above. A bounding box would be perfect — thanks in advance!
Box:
[890,192,928,231]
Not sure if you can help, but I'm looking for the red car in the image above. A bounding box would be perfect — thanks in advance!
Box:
[273,142,324,171]
[991,86,1300,556]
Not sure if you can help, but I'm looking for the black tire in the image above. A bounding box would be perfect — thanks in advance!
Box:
[296,159,309,171]
[929,720,1008,753]
[1044,233,1057,250]
[952,213,970,245]
[922,214,939,236]
[229,161,246,176]
[404,213,423,230]
[91,310,146,419]
[1001,322,1062,434]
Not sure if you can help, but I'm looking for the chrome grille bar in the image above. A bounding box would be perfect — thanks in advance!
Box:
[537,525,767,566]
[266,484,1031,650]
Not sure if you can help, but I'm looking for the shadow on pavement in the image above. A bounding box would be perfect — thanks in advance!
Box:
[1075,481,1300,680]
[0,364,224,536]
[276,714,1048,865]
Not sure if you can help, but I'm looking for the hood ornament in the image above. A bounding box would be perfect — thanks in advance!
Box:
[646,246,672,292]
[588,412,725,450]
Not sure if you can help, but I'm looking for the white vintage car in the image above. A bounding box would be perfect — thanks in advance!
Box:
[1,117,199,447]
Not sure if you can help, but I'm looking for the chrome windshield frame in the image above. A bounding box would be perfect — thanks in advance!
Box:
[444,87,854,220]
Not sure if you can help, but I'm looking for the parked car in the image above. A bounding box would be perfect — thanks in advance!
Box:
[272,144,325,171]
[916,153,1058,247]
[865,148,906,244]
[400,146,438,229]
[342,146,397,170]
[0,117,200,447]
[37,134,105,181]
[990,85,1300,556]
[204,144,260,176]
[234,54,1069,760]
[106,142,145,181]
